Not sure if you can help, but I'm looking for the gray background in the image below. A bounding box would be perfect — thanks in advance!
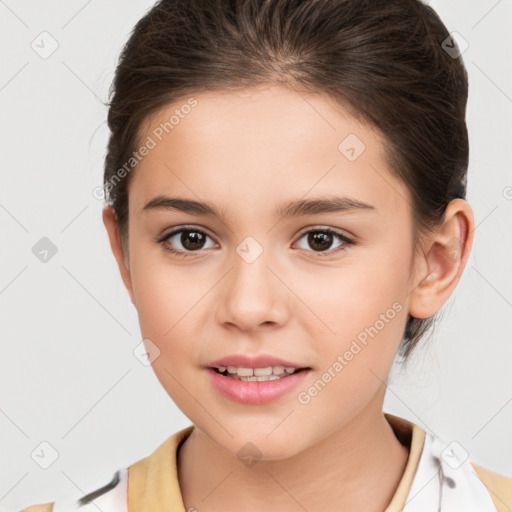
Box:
[1,0,511,509]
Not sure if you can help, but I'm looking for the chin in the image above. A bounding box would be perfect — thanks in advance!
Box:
[212,427,309,463]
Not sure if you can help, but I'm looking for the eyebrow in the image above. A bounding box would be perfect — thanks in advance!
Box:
[142,195,376,219]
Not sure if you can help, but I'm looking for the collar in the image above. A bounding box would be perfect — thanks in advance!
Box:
[127,413,496,511]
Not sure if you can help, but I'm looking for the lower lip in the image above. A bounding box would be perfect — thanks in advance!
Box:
[207,368,310,404]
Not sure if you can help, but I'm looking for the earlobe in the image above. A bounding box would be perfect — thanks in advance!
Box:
[102,205,136,305]
[408,198,474,319]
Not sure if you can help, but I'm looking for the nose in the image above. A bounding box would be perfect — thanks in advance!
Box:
[216,243,290,333]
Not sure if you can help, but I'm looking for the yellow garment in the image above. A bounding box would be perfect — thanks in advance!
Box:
[20,413,512,512]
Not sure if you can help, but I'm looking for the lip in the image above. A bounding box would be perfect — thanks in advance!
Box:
[205,354,308,369]
[207,367,311,404]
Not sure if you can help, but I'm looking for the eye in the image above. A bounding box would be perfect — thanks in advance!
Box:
[294,227,354,257]
[157,225,354,259]
[157,226,217,258]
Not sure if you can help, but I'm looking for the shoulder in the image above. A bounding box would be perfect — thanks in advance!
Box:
[17,428,194,512]
[471,462,512,512]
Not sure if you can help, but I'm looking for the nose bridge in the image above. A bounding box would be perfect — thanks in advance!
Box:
[218,234,288,329]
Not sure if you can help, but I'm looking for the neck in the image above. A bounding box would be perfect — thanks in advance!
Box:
[177,391,410,512]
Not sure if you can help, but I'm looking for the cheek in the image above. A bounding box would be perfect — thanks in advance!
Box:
[296,247,410,341]
[130,250,205,338]
[293,282,407,431]
[293,248,410,397]
[130,259,203,406]
[128,251,213,382]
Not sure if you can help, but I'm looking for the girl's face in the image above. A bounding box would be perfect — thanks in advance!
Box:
[114,84,420,458]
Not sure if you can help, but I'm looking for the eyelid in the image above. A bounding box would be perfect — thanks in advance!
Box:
[295,224,354,240]
[157,224,217,243]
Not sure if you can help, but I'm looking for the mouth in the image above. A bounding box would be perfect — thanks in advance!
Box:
[207,365,312,404]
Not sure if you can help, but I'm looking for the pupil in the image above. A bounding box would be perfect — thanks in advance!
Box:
[309,231,332,251]
[182,230,205,250]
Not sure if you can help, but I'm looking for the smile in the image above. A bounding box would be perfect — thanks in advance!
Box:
[213,365,301,381]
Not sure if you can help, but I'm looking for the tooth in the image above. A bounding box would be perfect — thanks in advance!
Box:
[254,366,273,376]
[234,373,291,382]
[236,367,254,377]
[223,365,300,380]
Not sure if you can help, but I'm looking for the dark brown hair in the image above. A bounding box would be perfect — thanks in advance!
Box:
[103,0,469,361]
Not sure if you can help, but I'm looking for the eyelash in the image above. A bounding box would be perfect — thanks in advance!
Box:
[157,225,355,259]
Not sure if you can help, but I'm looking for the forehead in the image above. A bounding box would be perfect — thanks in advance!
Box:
[130,84,410,219]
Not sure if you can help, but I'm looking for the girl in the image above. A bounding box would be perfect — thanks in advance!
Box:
[21,0,512,510]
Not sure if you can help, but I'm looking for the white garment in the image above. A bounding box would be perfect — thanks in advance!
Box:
[51,430,498,511]
[402,433,497,511]
[51,469,128,512]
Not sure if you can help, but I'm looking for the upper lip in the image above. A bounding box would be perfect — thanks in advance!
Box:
[206,354,310,369]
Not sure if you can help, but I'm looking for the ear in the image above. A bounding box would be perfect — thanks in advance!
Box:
[102,205,136,305]
[408,198,475,319]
